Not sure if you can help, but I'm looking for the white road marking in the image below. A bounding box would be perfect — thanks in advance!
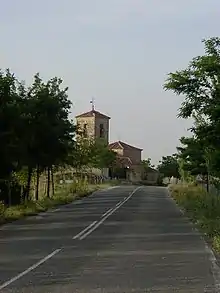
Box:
[102,208,114,218]
[0,249,61,290]
[116,201,122,207]
[105,186,119,191]
[72,220,98,239]
[79,186,142,240]
[50,208,60,213]
[101,199,123,218]
[0,186,142,289]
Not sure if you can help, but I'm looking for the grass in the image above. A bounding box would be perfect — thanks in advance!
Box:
[0,180,115,225]
[169,183,220,253]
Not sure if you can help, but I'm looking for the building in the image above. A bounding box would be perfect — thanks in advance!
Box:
[75,109,110,146]
[109,141,143,181]
[142,166,160,185]
[75,106,143,181]
[75,108,110,177]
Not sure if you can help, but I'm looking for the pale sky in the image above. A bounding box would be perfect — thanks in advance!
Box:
[1,0,218,164]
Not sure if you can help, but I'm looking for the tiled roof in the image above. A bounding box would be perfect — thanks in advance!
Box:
[115,155,133,167]
[75,110,111,119]
[145,166,159,173]
[109,140,143,151]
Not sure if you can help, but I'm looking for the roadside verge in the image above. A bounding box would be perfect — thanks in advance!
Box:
[168,183,220,254]
[0,182,115,226]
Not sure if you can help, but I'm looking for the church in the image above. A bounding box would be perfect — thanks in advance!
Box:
[75,106,143,182]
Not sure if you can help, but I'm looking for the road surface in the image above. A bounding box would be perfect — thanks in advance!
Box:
[0,185,219,292]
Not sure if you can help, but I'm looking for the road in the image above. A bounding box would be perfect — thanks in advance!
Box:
[0,185,219,292]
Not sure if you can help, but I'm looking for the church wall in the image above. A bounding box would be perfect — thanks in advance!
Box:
[94,116,109,145]
[76,116,95,139]
[123,148,142,164]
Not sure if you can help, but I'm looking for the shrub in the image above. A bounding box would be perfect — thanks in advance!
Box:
[169,184,220,251]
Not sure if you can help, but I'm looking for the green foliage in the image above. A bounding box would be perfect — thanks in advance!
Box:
[157,154,180,178]
[164,37,220,180]
[69,137,116,171]
[170,184,220,252]
[0,69,77,204]
[142,158,155,169]
[177,136,207,176]
[163,37,220,252]
[90,139,117,169]
[0,68,113,207]
[0,181,103,224]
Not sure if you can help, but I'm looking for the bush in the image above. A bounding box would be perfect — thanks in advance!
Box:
[169,184,220,252]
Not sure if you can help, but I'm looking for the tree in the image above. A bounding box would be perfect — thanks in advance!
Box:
[164,37,220,120]
[157,154,180,178]
[0,69,25,205]
[142,158,155,169]
[70,138,116,177]
[90,140,117,170]
[177,136,207,175]
[0,69,77,204]
[164,37,220,183]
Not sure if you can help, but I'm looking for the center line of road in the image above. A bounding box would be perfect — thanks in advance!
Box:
[102,207,114,218]
[77,186,142,240]
[116,201,122,207]
[0,248,62,291]
[72,220,98,240]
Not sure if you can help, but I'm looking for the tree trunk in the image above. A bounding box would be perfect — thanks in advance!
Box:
[35,164,40,201]
[51,166,55,196]
[26,166,33,201]
[7,180,12,207]
[47,167,50,198]
[206,173,209,193]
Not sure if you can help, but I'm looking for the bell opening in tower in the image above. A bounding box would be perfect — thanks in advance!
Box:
[99,123,104,138]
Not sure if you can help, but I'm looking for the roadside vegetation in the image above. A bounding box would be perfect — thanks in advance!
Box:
[0,181,114,224]
[0,70,117,224]
[169,184,220,252]
[158,37,220,252]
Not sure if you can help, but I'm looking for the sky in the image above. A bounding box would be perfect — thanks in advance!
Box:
[1,0,219,164]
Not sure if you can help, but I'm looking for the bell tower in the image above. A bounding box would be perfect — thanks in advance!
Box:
[75,100,110,145]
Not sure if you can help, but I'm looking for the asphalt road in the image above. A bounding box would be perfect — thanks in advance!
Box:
[0,185,219,292]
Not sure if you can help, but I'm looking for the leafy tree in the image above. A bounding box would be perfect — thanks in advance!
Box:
[70,138,116,176]
[177,136,207,176]
[164,37,220,119]
[90,140,117,170]
[29,74,75,198]
[0,70,25,205]
[0,69,77,204]
[157,154,180,178]
[164,37,220,185]
[142,158,155,169]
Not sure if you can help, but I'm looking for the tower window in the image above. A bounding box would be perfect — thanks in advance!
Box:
[99,123,104,138]
[83,123,87,137]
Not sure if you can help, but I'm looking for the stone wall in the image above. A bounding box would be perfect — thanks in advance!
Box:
[123,148,142,164]
[76,116,95,139]
[94,116,109,145]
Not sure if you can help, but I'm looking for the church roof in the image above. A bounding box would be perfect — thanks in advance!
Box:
[75,110,111,119]
[145,166,159,173]
[109,140,143,151]
[117,156,133,167]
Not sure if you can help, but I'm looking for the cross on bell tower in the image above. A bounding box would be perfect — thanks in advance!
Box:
[90,97,95,111]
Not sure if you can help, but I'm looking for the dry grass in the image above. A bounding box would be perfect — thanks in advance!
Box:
[0,181,114,225]
[169,183,220,253]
